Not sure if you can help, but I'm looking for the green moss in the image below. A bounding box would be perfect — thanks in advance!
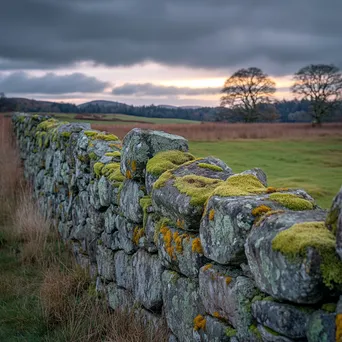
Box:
[94,162,104,177]
[225,326,237,337]
[264,326,280,336]
[249,324,262,340]
[37,118,60,131]
[174,175,223,206]
[321,303,337,313]
[105,151,121,158]
[101,163,125,183]
[198,163,223,172]
[153,171,174,189]
[84,131,119,141]
[140,196,152,229]
[61,131,71,139]
[212,174,266,197]
[36,131,47,148]
[146,150,195,176]
[269,193,314,211]
[326,208,339,235]
[77,155,89,163]
[272,221,342,288]
[88,152,98,160]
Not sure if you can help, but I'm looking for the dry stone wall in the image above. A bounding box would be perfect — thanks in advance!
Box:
[12,113,342,342]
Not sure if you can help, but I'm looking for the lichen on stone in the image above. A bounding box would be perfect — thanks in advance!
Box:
[193,314,206,331]
[133,226,144,245]
[211,174,266,197]
[37,118,60,131]
[105,151,121,158]
[84,130,119,141]
[174,175,223,206]
[326,208,339,235]
[146,150,195,176]
[252,205,272,217]
[225,326,237,337]
[94,162,104,177]
[272,221,342,288]
[269,193,314,211]
[198,163,223,172]
[321,303,337,313]
[191,237,204,254]
[139,196,152,228]
[153,171,174,189]
[208,209,215,221]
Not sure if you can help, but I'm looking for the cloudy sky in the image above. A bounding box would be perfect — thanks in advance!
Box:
[1,0,341,106]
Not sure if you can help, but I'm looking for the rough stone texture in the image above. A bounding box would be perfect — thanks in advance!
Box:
[12,113,341,342]
[132,249,163,310]
[251,299,311,339]
[121,128,189,180]
[201,195,286,265]
[152,157,233,231]
[193,315,231,342]
[240,168,268,187]
[245,210,330,303]
[162,270,204,342]
[306,311,336,342]
[158,224,208,278]
[119,179,144,223]
[198,265,258,340]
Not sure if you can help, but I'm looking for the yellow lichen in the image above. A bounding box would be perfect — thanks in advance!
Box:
[146,150,195,176]
[209,209,215,221]
[203,264,213,271]
[198,163,223,172]
[105,151,121,158]
[212,174,266,197]
[192,238,204,254]
[94,162,104,177]
[133,227,144,245]
[336,314,342,341]
[153,171,174,189]
[225,276,232,285]
[193,315,206,331]
[131,160,137,172]
[176,218,185,228]
[272,221,342,288]
[126,170,132,179]
[84,131,119,141]
[269,193,314,211]
[252,205,272,217]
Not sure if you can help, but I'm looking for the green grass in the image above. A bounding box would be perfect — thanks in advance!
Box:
[189,138,342,208]
[51,113,200,125]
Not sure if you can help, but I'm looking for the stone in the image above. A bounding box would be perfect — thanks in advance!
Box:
[152,157,233,231]
[96,244,115,281]
[251,300,311,339]
[106,282,135,311]
[98,176,111,208]
[200,195,286,264]
[115,215,138,254]
[162,270,204,342]
[257,325,295,342]
[193,315,231,342]
[119,179,145,223]
[245,210,333,303]
[306,310,336,342]
[114,250,134,291]
[198,265,258,340]
[144,214,158,253]
[240,168,268,187]
[157,224,208,278]
[120,128,189,180]
[133,249,163,310]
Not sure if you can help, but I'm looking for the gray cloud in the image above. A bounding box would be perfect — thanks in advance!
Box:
[0,72,109,94]
[112,83,221,96]
[0,0,341,75]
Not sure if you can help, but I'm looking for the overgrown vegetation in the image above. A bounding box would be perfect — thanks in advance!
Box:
[0,116,168,341]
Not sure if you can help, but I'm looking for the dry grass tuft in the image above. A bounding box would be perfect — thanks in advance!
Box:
[93,122,342,141]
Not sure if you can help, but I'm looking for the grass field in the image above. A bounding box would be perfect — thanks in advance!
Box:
[189,138,342,208]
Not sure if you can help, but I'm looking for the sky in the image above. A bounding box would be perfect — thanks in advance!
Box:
[1,0,341,106]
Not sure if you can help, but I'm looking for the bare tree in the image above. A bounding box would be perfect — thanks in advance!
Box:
[220,67,276,123]
[291,64,342,125]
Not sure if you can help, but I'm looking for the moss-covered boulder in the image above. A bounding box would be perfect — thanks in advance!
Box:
[245,210,342,303]
[152,157,233,231]
[198,264,258,341]
[251,299,311,339]
[162,270,205,342]
[120,128,189,180]
[157,222,209,278]
[200,194,286,265]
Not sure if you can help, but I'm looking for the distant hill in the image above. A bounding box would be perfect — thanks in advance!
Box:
[78,100,126,109]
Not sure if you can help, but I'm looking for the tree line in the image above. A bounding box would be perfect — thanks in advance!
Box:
[1,63,341,124]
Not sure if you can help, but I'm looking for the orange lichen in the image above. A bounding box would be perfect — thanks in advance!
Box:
[126,170,132,179]
[203,264,213,271]
[252,205,272,217]
[254,210,286,226]
[193,315,206,331]
[175,235,185,253]
[161,227,176,260]
[176,218,185,228]
[133,227,144,245]
[131,160,137,172]
[209,209,215,221]
[213,312,221,319]
[336,314,342,341]
[192,238,204,254]
[266,187,277,194]
[225,276,232,285]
